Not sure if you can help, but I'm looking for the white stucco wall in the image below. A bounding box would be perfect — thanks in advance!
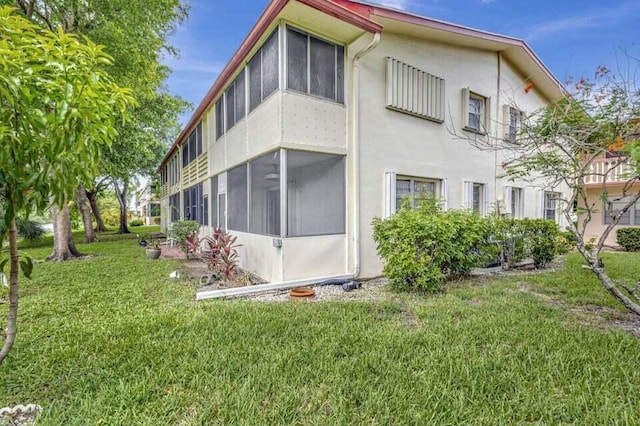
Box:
[352,33,558,277]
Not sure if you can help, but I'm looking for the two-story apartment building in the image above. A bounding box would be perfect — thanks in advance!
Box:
[157,0,565,282]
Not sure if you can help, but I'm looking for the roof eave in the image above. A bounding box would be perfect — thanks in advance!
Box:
[158,0,381,172]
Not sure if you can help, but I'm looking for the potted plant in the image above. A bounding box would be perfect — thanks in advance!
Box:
[146,239,161,259]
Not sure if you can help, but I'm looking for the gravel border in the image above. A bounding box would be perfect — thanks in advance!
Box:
[243,278,389,302]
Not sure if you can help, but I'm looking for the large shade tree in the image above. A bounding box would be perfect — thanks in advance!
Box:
[0,7,132,364]
[7,0,188,242]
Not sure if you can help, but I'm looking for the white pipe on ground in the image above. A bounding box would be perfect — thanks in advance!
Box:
[196,274,355,300]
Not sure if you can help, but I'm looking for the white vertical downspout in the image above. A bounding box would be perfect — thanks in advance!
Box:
[351,32,381,278]
[494,51,502,214]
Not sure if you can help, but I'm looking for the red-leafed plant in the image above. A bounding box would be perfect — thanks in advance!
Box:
[202,228,241,281]
[180,232,201,259]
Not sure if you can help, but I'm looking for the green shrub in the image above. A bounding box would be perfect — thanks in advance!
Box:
[372,200,492,292]
[0,217,45,242]
[129,219,144,227]
[492,218,527,268]
[617,228,640,251]
[168,220,200,244]
[522,219,558,268]
[102,208,120,227]
[152,216,161,225]
[554,231,575,255]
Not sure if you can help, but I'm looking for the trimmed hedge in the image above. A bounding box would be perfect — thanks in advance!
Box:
[617,228,640,251]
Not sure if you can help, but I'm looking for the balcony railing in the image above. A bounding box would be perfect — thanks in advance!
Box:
[584,157,635,186]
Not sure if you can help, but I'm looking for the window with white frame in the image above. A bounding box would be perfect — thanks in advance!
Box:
[462,89,490,133]
[511,187,523,218]
[286,27,344,103]
[385,57,445,122]
[543,191,560,221]
[503,105,524,142]
[603,196,640,225]
[463,181,486,215]
[503,186,523,217]
[395,177,440,211]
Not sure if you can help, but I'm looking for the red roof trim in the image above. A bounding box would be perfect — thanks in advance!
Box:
[366,4,564,94]
[298,0,382,33]
[159,0,381,171]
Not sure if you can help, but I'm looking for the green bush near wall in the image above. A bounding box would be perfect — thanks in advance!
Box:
[372,199,493,292]
[372,200,560,293]
[168,220,200,244]
[617,228,640,251]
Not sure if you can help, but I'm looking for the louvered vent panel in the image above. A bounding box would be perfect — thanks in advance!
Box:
[386,57,445,123]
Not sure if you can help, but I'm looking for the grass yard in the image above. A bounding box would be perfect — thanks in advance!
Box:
[2,231,640,424]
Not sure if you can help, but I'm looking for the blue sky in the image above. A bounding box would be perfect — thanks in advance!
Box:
[162,0,640,124]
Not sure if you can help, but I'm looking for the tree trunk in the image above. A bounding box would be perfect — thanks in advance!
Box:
[591,264,640,316]
[0,217,19,365]
[75,184,97,243]
[86,187,107,233]
[114,179,130,234]
[48,204,83,261]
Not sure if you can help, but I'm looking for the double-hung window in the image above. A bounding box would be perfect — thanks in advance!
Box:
[462,89,490,134]
[503,106,525,142]
[543,191,560,221]
[603,196,640,225]
[463,181,487,215]
[511,187,523,218]
[395,177,441,211]
[286,27,344,103]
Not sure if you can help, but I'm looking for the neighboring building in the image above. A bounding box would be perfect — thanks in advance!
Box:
[157,0,566,282]
[135,183,161,226]
[583,127,640,246]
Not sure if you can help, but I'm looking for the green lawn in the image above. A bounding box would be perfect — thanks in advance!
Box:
[2,233,640,424]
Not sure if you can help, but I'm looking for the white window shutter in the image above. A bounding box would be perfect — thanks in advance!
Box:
[519,187,525,218]
[484,96,492,134]
[484,182,491,216]
[384,172,396,218]
[537,189,545,219]
[440,178,448,211]
[557,193,566,228]
[461,88,470,128]
[503,186,512,215]
[502,104,510,140]
[463,181,473,209]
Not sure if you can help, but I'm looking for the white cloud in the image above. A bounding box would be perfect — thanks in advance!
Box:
[368,0,412,10]
[524,1,640,41]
